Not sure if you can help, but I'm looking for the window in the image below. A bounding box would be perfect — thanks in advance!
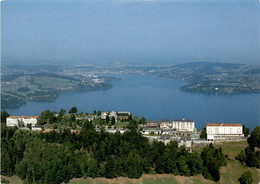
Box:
[181,123,185,129]
[215,128,219,134]
[208,128,212,133]
[237,128,241,134]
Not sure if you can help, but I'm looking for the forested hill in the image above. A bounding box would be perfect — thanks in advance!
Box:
[1,72,112,108]
[153,62,260,95]
[1,121,226,184]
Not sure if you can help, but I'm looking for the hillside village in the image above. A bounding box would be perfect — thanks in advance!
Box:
[6,109,246,148]
[2,110,259,184]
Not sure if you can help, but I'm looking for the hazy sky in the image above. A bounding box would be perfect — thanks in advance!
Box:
[2,0,260,65]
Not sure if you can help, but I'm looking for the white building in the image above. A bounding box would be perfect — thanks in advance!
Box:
[117,112,131,116]
[101,112,108,120]
[31,126,44,131]
[160,119,172,129]
[172,119,195,132]
[6,116,39,127]
[206,123,244,140]
[109,111,117,123]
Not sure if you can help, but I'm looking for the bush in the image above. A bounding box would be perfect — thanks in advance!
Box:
[238,171,253,184]
[236,150,246,163]
[1,178,9,184]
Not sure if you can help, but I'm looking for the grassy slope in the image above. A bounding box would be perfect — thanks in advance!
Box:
[68,174,215,184]
[1,175,23,184]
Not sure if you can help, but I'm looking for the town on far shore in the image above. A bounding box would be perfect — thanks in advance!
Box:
[5,108,248,148]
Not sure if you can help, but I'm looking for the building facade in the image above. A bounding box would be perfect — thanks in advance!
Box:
[146,120,160,128]
[160,119,172,129]
[206,123,244,140]
[101,112,108,120]
[172,119,195,132]
[109,111,118,123]
[117,112,131,121]
[6,116,39,127]
[117,112,131,116]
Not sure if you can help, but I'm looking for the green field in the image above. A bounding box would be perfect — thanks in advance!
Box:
[192,140,249,160]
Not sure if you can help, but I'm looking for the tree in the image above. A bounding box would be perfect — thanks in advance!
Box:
[126,150,144,178]
[245,151,258,167]
[201,144,225,182]
[256,151,260,168]
[177,156,189,176]
[238,171,253,184]
[57,109,66,121]
[1,146,13,176]
[105,156,116,178]
[87,152,99,178]
[200,128,207,139]
[187,153,203,175]
[1,111,9,123]
[69,107,78,114]
[93,110,97,115]
[38,110,56,125]
[138,116,146,125]
[128,114,133,121]
[17,119,25,127]
[247,126,260,148]
[208,158,220,182]
[236,150,246,163]
[243,125,250,137]
[70,115,76,122]
[111,117,116,125]
[26,123,32,130]
[106,115,110,124]
[59,108,66,115]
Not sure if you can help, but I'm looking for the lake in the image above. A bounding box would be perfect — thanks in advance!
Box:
[4,74,260,130]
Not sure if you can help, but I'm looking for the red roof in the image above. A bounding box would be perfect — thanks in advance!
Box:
[206,123,242,127]
[8,116,39,119]
[42,130,52,133]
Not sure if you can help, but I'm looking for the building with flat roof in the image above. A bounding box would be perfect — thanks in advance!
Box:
[206,123,244,140]
[172,119,195,132]
[117,112,131,116]
[6,116,39,127]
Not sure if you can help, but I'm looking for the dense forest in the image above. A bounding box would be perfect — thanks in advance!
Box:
[1,120,227,183]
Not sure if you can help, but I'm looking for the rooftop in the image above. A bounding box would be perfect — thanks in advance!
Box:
[8,116,39,119]
[146,120,159,124]
[160,119,171,123]
[173,119,194,122]
[206,123,242,127]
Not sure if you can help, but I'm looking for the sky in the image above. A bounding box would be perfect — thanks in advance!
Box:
[1,0,260,65]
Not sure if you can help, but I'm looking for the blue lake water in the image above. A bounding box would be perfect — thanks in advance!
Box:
[4,74,260,130]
